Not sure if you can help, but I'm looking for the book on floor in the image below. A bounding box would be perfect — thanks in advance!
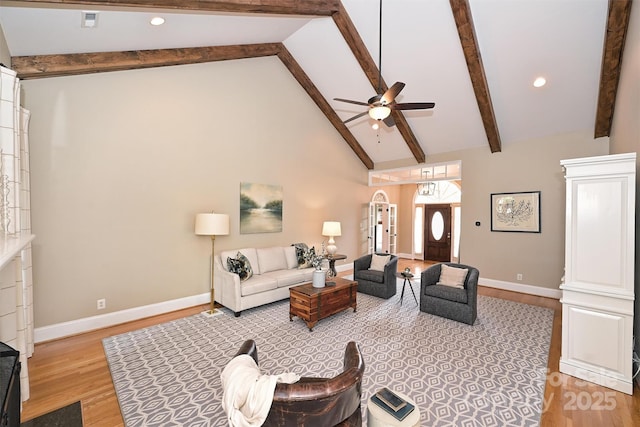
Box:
[371,388,415,421]
[375,387,407,411]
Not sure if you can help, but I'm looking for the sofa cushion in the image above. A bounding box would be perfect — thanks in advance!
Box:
[355,269,384,284]
[299,267,314,282]
[423,284,468,304]
[437,264,468,289]
[227,252,253,282]
[240,275,278,297]
[221,248,260,275]
[257,247,288,273]
[369,254,390,271]
[284,246,298,269]
[263,269,307,288]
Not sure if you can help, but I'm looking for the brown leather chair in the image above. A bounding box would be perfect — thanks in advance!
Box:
[233,340,364,427]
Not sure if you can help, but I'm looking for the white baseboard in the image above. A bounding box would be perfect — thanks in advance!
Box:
[396,252,414,259]
[560,359,633,395]
[480,278,561,300]
[35,267,357,343]
[336,264,351,273]
[34,293,209,343]
[392,256,561,300]
[34,271,559,343]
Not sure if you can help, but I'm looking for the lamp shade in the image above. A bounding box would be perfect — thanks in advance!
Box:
[322,221,342,237]
[195,213,229,236]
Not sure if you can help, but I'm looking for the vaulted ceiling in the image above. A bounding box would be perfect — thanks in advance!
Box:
[0,0,633,169]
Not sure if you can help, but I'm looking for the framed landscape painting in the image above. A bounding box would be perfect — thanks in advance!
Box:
[240,182,283,234]
[490,191,541,233]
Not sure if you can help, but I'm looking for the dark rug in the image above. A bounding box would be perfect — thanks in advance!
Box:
[21,402,82,427]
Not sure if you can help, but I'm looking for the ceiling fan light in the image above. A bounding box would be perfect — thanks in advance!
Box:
[369,106,391,121]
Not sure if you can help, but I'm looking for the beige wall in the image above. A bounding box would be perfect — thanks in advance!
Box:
[0,23,9,66]
[395,133,608,290]
[23,58,382,327]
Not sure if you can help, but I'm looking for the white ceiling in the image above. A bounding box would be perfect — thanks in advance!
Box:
[0,0,612,167]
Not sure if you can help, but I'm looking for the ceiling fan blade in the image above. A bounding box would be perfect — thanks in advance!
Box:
[392,102,435,110]
[382,115,396,127]
[334,98,370,107]
[381,82,405,104]
[343,111,370,124]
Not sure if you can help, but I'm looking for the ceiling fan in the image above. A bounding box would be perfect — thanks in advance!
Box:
[334,0,435,128]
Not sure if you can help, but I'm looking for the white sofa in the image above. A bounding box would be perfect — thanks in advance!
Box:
[214,246,315,316]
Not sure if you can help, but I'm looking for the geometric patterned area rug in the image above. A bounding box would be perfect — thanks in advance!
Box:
[103,280,553,427]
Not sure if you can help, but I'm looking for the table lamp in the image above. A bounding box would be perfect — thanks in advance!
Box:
[322,221,342,256]
[195,212,229,317]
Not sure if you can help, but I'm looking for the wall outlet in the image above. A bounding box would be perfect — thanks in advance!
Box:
[516,273,523,281]
[97,298,106,310]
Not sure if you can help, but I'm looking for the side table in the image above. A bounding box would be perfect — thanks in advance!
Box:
[367,389,420,427]
[325,254,347,279]
[396,272,418,306]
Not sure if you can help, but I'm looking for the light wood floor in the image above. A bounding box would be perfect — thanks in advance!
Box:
[21,259,639,426]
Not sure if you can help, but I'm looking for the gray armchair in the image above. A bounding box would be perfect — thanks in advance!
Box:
[353,253,398,299]
[420,262,479,325]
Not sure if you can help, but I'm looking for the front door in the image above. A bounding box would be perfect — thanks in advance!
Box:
[425,205,451,262]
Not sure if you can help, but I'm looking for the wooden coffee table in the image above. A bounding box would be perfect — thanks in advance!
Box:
[289,276,357,331]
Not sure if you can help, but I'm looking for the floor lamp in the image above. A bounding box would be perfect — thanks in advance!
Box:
[195,212,229,317]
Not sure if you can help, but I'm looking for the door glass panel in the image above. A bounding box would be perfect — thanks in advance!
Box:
[431,211,444,240]
[414,206,423,253]
[453,206,461,259]
[375,205,383,252]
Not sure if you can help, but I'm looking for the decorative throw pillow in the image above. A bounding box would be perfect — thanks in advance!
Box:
[437,264,468,289]
[227,251,253,282]
[292,243,309,266]
[298,246,317,269]
[369,254,390,271]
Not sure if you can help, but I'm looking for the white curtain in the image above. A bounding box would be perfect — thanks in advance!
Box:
[0,65,34,402]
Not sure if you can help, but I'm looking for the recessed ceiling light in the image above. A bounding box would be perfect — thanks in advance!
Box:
[372,122,380,130]
[533,77,546,88]
[150,17,165,26]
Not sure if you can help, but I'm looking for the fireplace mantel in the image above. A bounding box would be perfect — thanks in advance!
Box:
[0,234,35,270]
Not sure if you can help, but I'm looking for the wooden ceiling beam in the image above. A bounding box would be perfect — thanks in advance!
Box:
[594,0,632,138]
[450,0,501,153]
[12,42,374,168]
[8,0,414,168]
[332,2,426,164]
[277,46,374,169]
[6,0,340,15]
[11,44,282,79]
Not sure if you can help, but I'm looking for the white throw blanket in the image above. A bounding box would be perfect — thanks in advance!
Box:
[221,354,300,427]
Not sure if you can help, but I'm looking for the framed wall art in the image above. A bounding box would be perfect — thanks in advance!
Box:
[490,191,541,233]
[240,182,283,234]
